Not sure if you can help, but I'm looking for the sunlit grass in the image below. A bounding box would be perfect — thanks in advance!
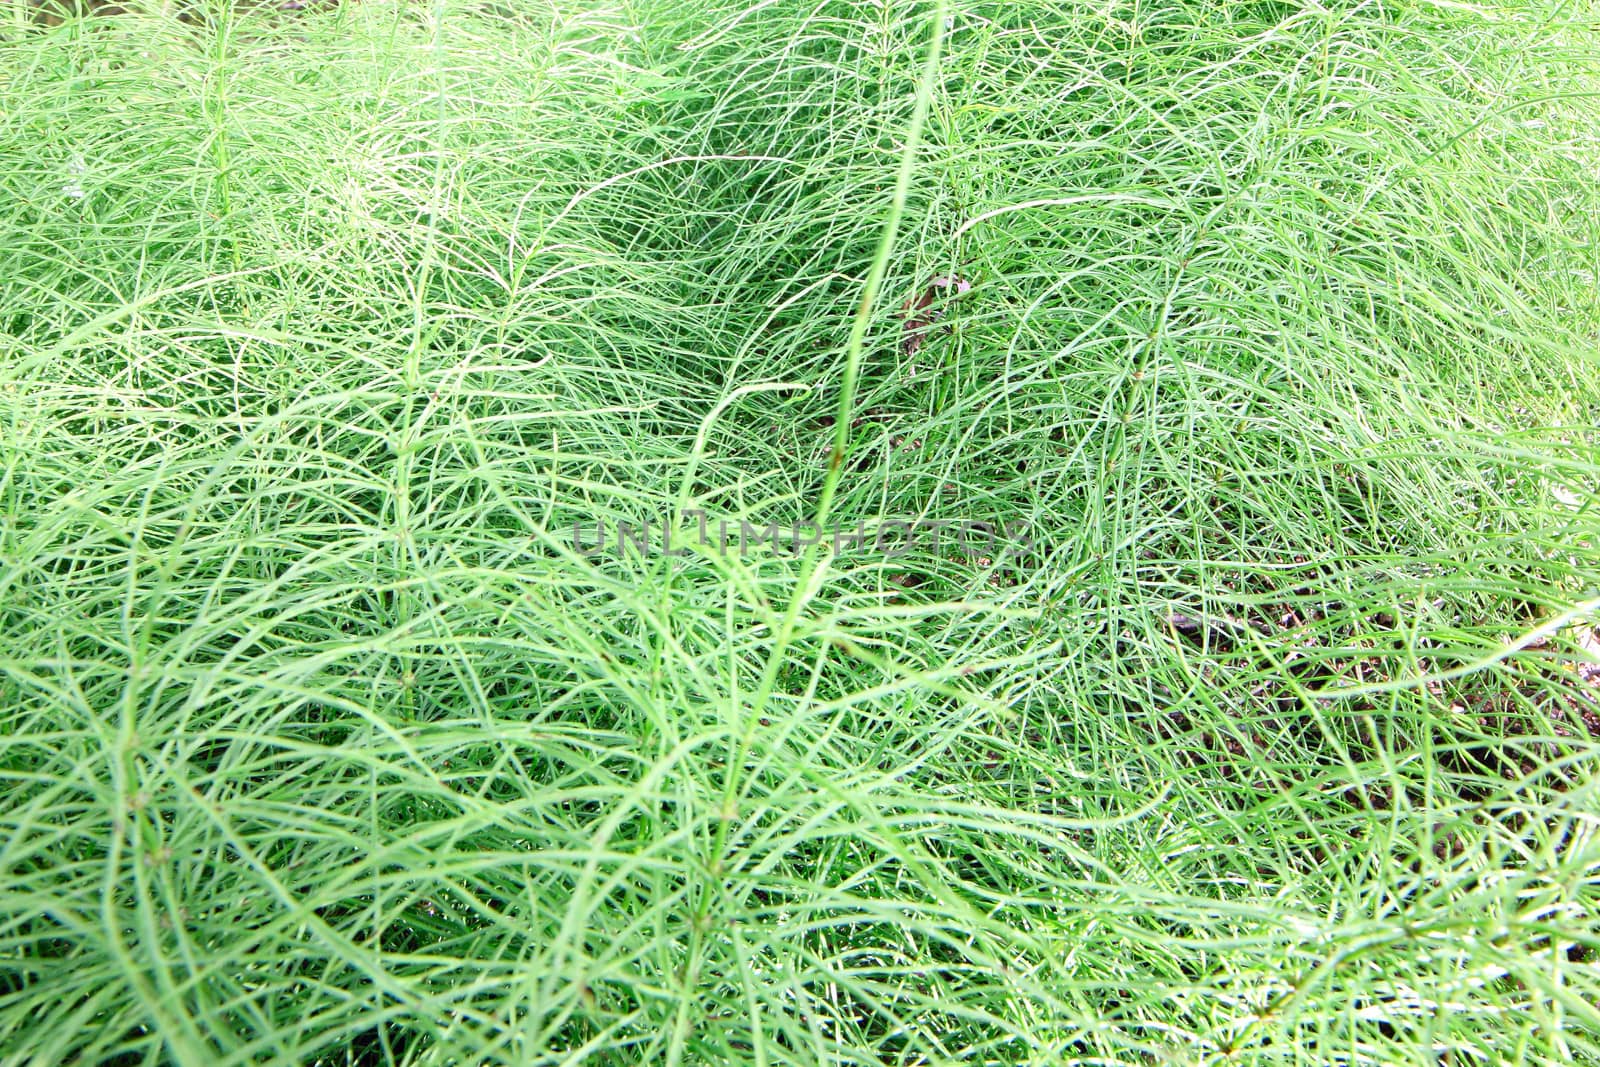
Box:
[2,0,1599,1063]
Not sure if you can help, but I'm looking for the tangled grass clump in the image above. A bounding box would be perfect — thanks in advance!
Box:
[2,0,1599,1063]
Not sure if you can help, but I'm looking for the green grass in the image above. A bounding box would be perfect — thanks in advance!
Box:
[2,0,1600,1062]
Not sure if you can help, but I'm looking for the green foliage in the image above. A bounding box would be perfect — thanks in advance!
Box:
[2,0,1599,1063]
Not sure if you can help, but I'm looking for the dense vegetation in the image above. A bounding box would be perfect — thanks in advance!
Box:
[2,0,1599,1062]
